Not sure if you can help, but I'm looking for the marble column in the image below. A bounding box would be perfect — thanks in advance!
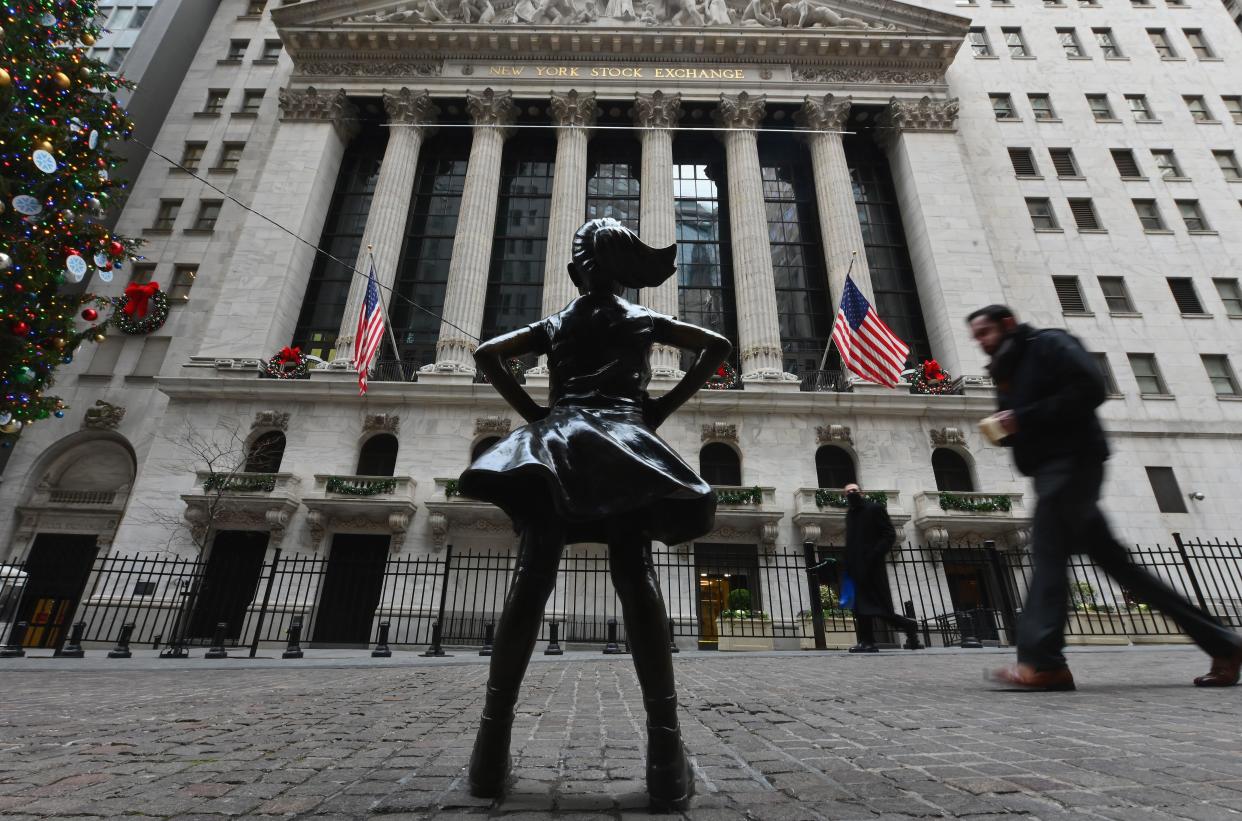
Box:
[197,87,357,360]
[797,94,875,303]
[634,91,682,378]
[539,90,596,318]
[424,88,518,376]
[876,95,1002,377]
[715,92,797,385]
[335,89,438,366]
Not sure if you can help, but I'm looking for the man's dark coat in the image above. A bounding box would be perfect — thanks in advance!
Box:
[844,499,897,617]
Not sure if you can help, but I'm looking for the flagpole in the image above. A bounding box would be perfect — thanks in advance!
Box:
[368,246,407,384]
[818,251,857,374]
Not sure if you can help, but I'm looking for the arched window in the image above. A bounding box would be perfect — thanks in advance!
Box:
[815,446,857,489]
[356,434,398,477]
[471,436,500,463]
[245,431,286,473]
[699,442,741,486]
[932,448,974,492]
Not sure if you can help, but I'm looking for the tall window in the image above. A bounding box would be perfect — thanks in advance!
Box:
[391,135,469,368]
[700,442,742,486]
[990,93,1018,120]
[1086,94,1115,120]
[1147,29,1177,58]
[291,124,386,359]
[1213,278,1242,317]
[1151,149,1184,178]
[1126,94,1156,121]
[1201,355,1240,396]
[1002,27,1029,57]
[245,431,286,473]
[1093,28,1122,57]
[815,446,857,489]
[968,28,993,57]
[760,136,831,376]
[1183,29,1214,58]
[1098,276,1136,313]
[1184,95,1213,121]
[356,434,399,476]
[932,449,974,492]
[1028,94,1057,120]
[481,132,555,346]
[675,136,737,368]
[585,136,641,231]
[1057,28,1084,57]
[1145,466,1186,513]
[1128,353,1169,395]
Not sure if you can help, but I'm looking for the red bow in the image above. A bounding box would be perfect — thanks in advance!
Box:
[922,359,944,380]
[278,346,302,364]
[122,281,159,318]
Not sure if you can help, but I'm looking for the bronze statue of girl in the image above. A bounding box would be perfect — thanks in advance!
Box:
[458,218,731,810]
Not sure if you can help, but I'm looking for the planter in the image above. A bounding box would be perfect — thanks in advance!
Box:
[1065,610,1131,646]
[797,615,857,650]
[715,617,774,651]
[1126,609,1193,644]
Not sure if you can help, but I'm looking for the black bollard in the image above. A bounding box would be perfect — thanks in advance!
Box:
[958,610,983,649]
[544,620,563,655]
[479,622,494,657]
[421,621,448,657]
[204,623,229,659]
[108,623,135,659]
[668,617,679,653]
[152,634,162,650]
[372,622,392,658]
[603,617,621,654]
[0,621,28,658]
[56,621,87,658]
[283,615,304,659]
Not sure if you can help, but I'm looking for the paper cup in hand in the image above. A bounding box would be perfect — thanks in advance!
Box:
[979,415,1008,445]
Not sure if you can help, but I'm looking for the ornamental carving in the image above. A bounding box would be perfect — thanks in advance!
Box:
[466,88,519,130]
[82,399,125,430]
[930,427,966,447]
[715,92,766,130]
[701,422,738,443]
[797,94,851,132]
[876,95,960,139]
[475,416,512,435]
[364,413,400,434]
[816,424,852,445]
[384,88,440,126]
[633,91,682,129]
[298,61,442,78]
[277,87,359,140]
[550,90,597,128]
[792,68,944,85]
[252,410,290,431]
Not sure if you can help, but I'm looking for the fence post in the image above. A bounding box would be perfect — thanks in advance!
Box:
[372,622,392,658]
[159,579,194,659]
[0,621,28,657]
[432,545,453,650]
[55,622,87,658]
[667,617,678,653]
[802,541,828,651]
[421,621,447,657]
[603,618,620,654]
[480,622,494,657]
[107,623,135,659]
[283,615,304,659]
[248,547,282,659]
[204,623,229,659]
[1172,532,1212,613]
[544,620,563,655]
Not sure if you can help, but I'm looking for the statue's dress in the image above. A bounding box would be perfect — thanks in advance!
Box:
[459,294,717,546]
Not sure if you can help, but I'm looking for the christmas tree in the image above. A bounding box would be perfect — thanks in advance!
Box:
[0,1,138,433]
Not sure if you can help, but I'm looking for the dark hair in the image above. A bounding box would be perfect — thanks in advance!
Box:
[966,304,1016,324]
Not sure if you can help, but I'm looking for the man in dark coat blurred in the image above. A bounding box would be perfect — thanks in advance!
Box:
[969,304,1242,690]
[844,483,922,652]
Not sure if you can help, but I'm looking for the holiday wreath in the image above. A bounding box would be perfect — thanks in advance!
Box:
[112,281,169,335]
[262,346,310,379]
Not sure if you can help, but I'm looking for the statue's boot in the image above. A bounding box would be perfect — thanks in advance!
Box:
[468,689,514,798]
[646,724,694,811]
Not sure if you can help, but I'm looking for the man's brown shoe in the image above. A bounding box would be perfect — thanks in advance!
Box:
[1193,646,1242,687]
[987,663,1076,691]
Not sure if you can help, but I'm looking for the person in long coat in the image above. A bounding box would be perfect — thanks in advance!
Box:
[844,483,922,652]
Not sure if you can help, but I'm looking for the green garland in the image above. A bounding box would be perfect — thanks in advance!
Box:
[938,492,1011,513]
[112,289,170,335]
[326,476,397,496]
[719,609,770,620]
[814,489,889,509]
[204,473,276,493]
[715,486,763,505]
[443,479,460,498]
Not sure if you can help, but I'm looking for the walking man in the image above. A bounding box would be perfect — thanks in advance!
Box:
[968,305,1242,689]
[844,483,922,652]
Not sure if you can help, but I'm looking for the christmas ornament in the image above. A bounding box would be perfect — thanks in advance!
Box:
[53,410,64,418]
[33,150,57,174]
[40,13,57,26]
[0,253,12,271]
[97,268,113,283]
[15,367,36,384]
[61,209,75,222]
[705,361,739,390]
[93,251,109,267]
[0,412,9,425]
[93,333,106,343]
[51,338,65,350]
[66,254,87,281]
[35,140,53,153]
[11,321,30,336]
[80,307,98,322]
[108,240,124,258]
[60,356,71,364]
[12,195,42,216]
[85,196,101,211]
[0,421,22,434]
[113,283,169,335]
[262,346,311,380]
[0,68,9,87]
[54,71,71,89]
[89,130,99,150]
[81,33,95,46]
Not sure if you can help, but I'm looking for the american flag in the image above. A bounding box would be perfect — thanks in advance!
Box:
[353,261,386,396]
[830,275,910,388]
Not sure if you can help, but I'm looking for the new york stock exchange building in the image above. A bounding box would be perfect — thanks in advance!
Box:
[2,0,1241,655]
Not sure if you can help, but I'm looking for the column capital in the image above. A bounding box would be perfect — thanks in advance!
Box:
[875,95,960,143]
[714,91,766,130]
[467,87,519,135]
[277,86,359,141]
[550,90,597,129]
[796,94,852,133]
[633,91,682,129]
[384,87,439,128]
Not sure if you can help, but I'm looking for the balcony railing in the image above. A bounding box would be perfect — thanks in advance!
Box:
[799,370,852,393]
[369,358,421,383]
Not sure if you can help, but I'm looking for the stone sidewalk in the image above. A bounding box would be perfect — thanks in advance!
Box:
[0,646,1239,820]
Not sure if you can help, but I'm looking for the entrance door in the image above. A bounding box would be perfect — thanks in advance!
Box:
[693,544,760,649]
[312,534,390,645]
[16,534,99,648]
[188,530,268,642]
[943,550,1002,642]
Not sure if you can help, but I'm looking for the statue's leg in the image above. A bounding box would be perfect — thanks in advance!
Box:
[468,519,565,798]
[608,527,695,811]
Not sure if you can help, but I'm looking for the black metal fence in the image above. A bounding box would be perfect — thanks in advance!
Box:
[2,534,1240,655]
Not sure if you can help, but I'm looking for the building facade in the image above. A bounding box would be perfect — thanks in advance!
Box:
[2,0,1240,649]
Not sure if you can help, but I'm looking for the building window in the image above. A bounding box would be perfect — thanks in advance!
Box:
[1110,148,1142,178]
[1026,198,1059,230]
[217,142,244,170]
[1098,276,1136,313]
[1202,355,1240,396]
[760,136,832,377]
[261,39,282,61]
[203,89,227,114]
[225,39,248,60]
[1183,29,1214,58]
[1176,200,1209,232]
[356,434,399,477]
[586,135,641,232]
[1057,28,1085,57]
[1131,0,1152,6]
[1068,198,1102,231]
[390,135,470,369]
[968,28,993,57]
[1223,96,1242,124]
[246,0,266,14]
[700,443,742,486]
[1213,278,1242,317]
[990,93,1018,120]
[1147,29,1177,58]
[815,446,857,489]
[245,431,286,474]
[1008,147,1038,177]
[1028,94,1056,120]
[152,199,181,230]
[129,6,150,28]
[1053,276,1089,313]
[191,200,222,231]
[84,335,124,376]
[105,48,129,71]
[1126,94,1156,121]
[180,142,206,172]
[239,90,264,114]
[1151,149,1184,179]
[1086,94,1115,120]
[1168,277,1206,314]
[1133,199,1165,230]
[1129,353,1169,395]
[1094,28,1122,57]
[932,449,974,493]
[1049,148,1079,177]
[1165,0,1186,5]
[1002,28,1030,57]
[1184,95,1213,122]
[129,337,170,379]
[170,265,196,302]
[128,263,155,285]
[1213,150,1242,181]
[1093,353,1121,395]
[1145,466,1187,513]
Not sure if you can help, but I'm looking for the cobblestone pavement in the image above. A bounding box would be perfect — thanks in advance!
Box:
[0,646,1239,820]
